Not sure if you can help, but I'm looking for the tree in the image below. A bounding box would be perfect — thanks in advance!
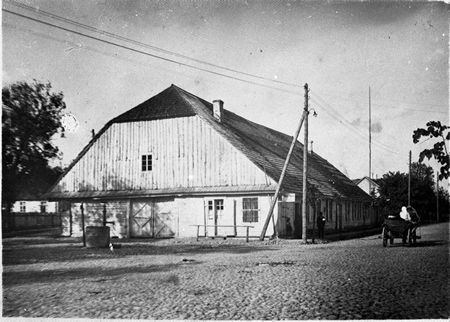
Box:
[2,80,66,211]
[410,162,436,220]
[377,171,408,216]
[377,163,437,222]
[412,121,449,180]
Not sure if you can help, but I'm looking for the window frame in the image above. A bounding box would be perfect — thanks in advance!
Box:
[215,199,224,211]
[242,197,259,223]
[141,154,153,172]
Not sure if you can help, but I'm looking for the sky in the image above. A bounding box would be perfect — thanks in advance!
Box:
[2,0,449,183]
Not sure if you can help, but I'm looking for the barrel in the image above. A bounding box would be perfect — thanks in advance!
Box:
[85,226,110,248]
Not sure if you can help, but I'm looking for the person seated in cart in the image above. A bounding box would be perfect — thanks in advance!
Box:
[406,206,420,226]
[399,206,411,222]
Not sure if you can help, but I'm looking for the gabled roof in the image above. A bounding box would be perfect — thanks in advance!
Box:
[353,176,380,188]
[49,85,371,201]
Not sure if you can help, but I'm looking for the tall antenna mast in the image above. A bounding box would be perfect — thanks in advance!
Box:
[369,86,372,194]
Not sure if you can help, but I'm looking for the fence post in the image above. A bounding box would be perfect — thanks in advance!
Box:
[196,225,200,242]
[246,226,250,242]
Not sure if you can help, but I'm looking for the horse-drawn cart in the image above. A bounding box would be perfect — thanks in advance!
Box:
[381,207,420,247]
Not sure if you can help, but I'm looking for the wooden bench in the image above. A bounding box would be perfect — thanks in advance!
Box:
[192,225,254,242]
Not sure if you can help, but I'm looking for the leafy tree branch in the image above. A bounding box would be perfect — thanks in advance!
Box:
[412,121,449,180]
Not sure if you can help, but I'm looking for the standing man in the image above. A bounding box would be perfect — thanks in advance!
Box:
[317,211,326,239]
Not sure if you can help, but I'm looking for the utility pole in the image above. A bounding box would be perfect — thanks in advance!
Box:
[302,83,309,243]
[436,171,439,223]
[369,86,372,194]
[259,85,309,241]
[81,203,86,247]
[408,150,411,206]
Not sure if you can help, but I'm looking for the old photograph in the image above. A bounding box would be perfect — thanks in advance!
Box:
[2,0,449,319]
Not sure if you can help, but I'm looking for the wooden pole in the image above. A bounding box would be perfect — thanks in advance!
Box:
[259,88,309,241]
[271,198,278,238]
[80,203,86,247]
[369,86,372,195]
[233,200,237,237]
[436,171,439,223]
[103,203,107,226]
[408,150,411,206]
[312,201,316,243]
[302,83,309,243]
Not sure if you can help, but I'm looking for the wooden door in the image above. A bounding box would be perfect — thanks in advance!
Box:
[152,199,176,238]
[130,199,176,238]
[277,202,295,237]
[130,201,153,237]
[214,199,224,236]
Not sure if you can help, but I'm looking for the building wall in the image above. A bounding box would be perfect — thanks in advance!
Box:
[64,194,276,239]
[70,201,129,238]
[11,200,58,213]
[357,178,379,197]
[54,116,275,193]
[293,197,377,233]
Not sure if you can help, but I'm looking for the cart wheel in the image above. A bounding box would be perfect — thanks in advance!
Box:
[382,227,388,247]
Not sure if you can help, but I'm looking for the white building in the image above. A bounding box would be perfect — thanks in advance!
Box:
[353,177,380,197]
[47,85,374,239]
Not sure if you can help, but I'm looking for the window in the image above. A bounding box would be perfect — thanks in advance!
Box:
[19,201,26,213]
[215,199,224,210]
[141,154,152,171]
[208,200,213,211]
[243,197,258,222]
[40,201,47,213]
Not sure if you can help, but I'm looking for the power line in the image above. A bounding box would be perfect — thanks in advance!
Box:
[6,0,303,90]
[3,5,380,144]
[12,0,446,115]
[312,87,448,112]
[312,96,400,154]
[0,3,433,157]
[310,93,401,155]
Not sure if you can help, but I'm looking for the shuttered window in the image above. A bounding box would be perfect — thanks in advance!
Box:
[141,154,152,171]
[243,197,258,222]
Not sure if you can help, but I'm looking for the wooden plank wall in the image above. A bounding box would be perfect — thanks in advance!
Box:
[55,116,273,192]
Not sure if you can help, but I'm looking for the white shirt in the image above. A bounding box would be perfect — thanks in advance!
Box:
[399,207,411,221]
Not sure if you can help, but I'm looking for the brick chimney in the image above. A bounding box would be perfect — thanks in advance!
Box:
[213,100,224,122]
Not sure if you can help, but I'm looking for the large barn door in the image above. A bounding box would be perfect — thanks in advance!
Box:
[130,199,176,238]
[130,201,154,237]
[152,199,176,238]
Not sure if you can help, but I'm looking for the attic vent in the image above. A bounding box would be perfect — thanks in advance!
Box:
[213,100,224,122]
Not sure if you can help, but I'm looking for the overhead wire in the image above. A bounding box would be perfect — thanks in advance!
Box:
[311,96,400,155]
[6,0,303,90]
[6,1,446,115]
[310,92,401,155]
[11,0,446,116]
[1,1,416,157]
[2,6,305,97]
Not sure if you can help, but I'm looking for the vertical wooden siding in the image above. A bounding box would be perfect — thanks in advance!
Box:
[56,116,273,192]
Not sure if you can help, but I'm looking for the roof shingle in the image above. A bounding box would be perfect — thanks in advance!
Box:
[49,84,371,201]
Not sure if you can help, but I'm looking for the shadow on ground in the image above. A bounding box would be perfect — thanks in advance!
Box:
[2,237,277,266]
[2,261,191,286]
[382,239,447,248]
